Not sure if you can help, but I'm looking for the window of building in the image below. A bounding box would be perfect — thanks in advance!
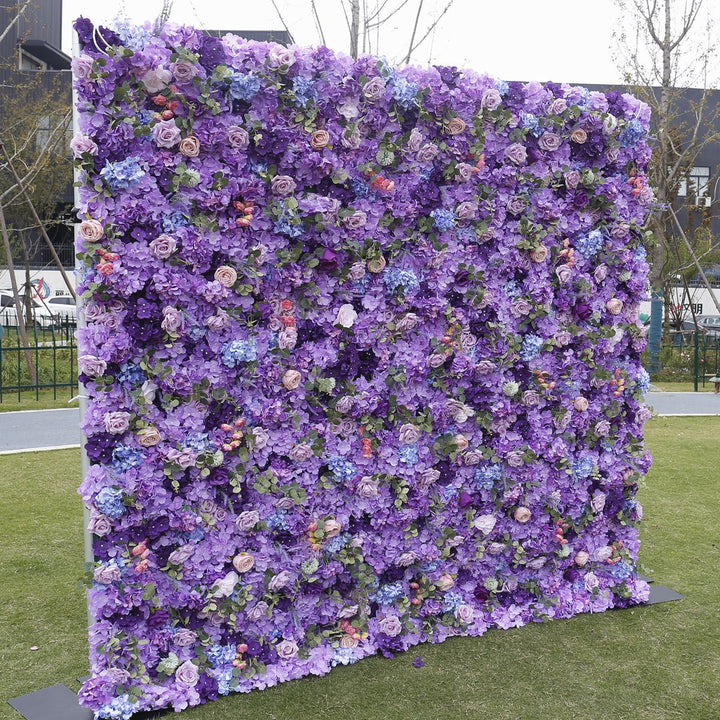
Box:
[19,49,46,71]
[677,166,711,203]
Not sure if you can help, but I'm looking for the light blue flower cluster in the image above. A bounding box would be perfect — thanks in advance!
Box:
[114,20,154,51]
[325,532,351,554]
[575,229,603,257]
[620,119,644,147]
[384,268,419,295]
[374,581,405,605]
[327,455,356,482]
[292,76,317,107]
[229,71,261,101]
[216,667,234,695]
[475,464,501,489]
[331,646,360,666]
[430,208,456,232]
[95,487,125,518]
[267,511,290,531]
[207,643,236,668]
[185,433,211,453]
[636,368,651,395]
[391,77,418,109]
[111,446,144,472]
[609,561,633,580]
[520,334,544,361]
[398,444,419,465]
[442,590,464,613]
[520,112,541,137]
[161,211,189,232]
[96,694,136,719]
[633,244,647,263]
[117,362,145,386]
[221,339,258,366]
[99,157,145,191]
[273,211,303,238]
[571,456,594,480]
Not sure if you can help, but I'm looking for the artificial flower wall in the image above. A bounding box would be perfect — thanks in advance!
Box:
[73,17,653,719]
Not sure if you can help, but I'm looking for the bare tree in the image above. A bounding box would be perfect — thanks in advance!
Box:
[614,0,720,373]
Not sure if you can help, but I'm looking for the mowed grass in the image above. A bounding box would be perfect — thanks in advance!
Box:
[1,419,719,720]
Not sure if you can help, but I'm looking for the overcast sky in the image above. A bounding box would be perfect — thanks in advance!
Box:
[62,0,631,85]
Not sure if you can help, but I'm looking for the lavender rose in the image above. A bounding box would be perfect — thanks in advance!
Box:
[178,136,200,157]
[175,660,199,688]
[149,234,176,259]
[538,132,562,152]
[362,76,386,101]
[79,355,106,377]
[474,514,497,535]
[236,510,260,531]
[152,119,181,148]
[378,615,402,636]
[168,545,194,565]
[276,639,299,659]
[161,306,183,334]
[481,87,502,110]
[271,175,296,196]
[227,125,250,150]
[171,60,197,84]
[290,443,313,461]
[268,570,292,592]
[455,604,475,624]
[93,563,121,585]
[356,476,378,498]
[399,423,420,444]
[70,133,98,158]
[504,143,527,164]
[174,629,197,646]
[104,411,130,435]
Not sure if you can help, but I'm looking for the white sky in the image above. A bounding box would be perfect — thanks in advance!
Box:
[61,0,630,85]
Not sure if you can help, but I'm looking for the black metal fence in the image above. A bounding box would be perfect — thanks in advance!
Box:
[652,330,720,389]
[0,319,77,401]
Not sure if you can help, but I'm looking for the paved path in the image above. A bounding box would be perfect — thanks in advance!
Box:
[0,407,81,454]
[0,393,717,454]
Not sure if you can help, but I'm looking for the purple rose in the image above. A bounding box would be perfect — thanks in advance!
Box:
[504,143,527,165]
[247,600,269,622]
[276,639,298,659]
[455,604,475,624]
[290,443,313,461]
[481,87,502,110]
[456,201,478,220]
[168,545,194,565]
[398,423,420,444]
[268,570,292,592]
[538,132,562,152]
[104,411,130,435]
[152,119,181,148]
[416,143,439,162]
[174,629,197,647]
[564,170,581,189]
[175,660,199,688]
[506,195,526,215]
[363,76,386,101]
[79,355,106,377]
[171,60,197,84]
[93,563,121,584]
[227,125,250,150]
[342,210,367,230]
[378,615,402,636]
[70,133,98,158]
[356,476,378,498]
[555,264,572,284]
[161,306,184,334]
[271,175,296,196]
[149,234,176,259]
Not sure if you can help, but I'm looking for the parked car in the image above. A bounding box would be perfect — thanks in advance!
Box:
[44,296,77,322]
[0,289,56,328]
[696,315,720,335]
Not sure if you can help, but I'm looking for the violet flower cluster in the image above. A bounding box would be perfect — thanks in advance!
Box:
[73,17,652,719]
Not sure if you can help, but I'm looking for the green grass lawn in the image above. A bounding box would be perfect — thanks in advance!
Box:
[1,419,719,720]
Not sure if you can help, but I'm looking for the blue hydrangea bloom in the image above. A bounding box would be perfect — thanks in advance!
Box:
[391,77,418,109]
[95,487,125,518]
[207,644,236,668]
[636,368,651,395]
[520,112,541,137]
[442,590,464,613]
[430,208,456,232]
[292,76,317,107]
[384,268,419,295]
[111,446,144,472]
[114,21,154,51]
[399,444,419,465]
[475,464,502,489]
[325,532,351,554]
[571,456,594,480]
[575,229,603,257]
[494,79,509,95]
[331,646,359,666]
[327,455,356,482]
[229,72,261,101]
[96,693,136,719]
[609,561,633,580]
[273,214,303,238]
[217,667,234,695]
[221,339,258,366]
[375,582,405,605]
[267,512,290,531]
[117,362,145,386]
[100,158,145,191]
[161,211,189,232]
[633,244,647,263]
[620,119,644,146]
[520,334,544,361]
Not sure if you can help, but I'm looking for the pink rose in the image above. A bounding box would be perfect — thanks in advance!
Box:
[310,129,330,149]
[175,660,199,688]
[79,219,104,243]
[514,506,532,523]
[606,298,623,315]
[324,519,342,538]
[334,303,358,328]
[178,136,200,157]
[104,411,130,435]
[447,116,466,135]
[267,46,296,69]
[282,369,302,390]
[271,175,296,196]
[232,552,255,573]
[574,396,589,411]
[474,514,497,535]
[136,427,161,447]
[454,433,469,451]
[571,127,588,144]
[367,255,386,273]
[214,265,237,288]
[530,245,548,262]
[70,133,98,158]
[227,125,249,149]
[140,67,171,93]
[152,119,181,148]
[574,550,590,567]
[436,574,455,591]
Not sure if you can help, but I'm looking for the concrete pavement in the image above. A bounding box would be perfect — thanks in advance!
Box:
[0,392,718,454]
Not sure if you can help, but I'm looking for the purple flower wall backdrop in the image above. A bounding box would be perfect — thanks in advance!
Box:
[73,18,653,718]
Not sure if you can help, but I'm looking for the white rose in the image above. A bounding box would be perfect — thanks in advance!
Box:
[334,303,358,328]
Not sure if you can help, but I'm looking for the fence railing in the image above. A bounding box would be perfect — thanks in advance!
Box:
[0,319,77,402]
[650,330,720,389]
